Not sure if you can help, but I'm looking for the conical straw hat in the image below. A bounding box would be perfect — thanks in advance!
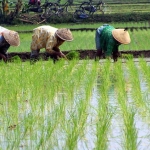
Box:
[112,28,131,44]
[56,28,73,41]
[3,30,20,46]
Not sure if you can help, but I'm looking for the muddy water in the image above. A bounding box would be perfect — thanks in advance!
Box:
[2,58,150,149]
[83,58,150,150]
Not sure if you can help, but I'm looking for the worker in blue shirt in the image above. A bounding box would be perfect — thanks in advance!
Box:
[0,26,20,62]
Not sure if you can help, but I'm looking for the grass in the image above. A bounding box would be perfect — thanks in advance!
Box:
[66,50,80,60]
[1,21,148,53]
[4,21,150,31]
[1,21,150,149]
[114,61,138,150]
[7,23,150,53]
[0,58,150,149]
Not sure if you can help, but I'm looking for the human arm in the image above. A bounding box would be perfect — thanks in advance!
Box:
[112,50,119,62]
[46,34,67,60]
[0,53,7,62]
[0,35,10,62]
[46,47,66,58]
[53,47,67,58]
[46,41,66,59]
[104,38,118,61]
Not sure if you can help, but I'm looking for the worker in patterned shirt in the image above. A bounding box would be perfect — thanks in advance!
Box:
[0,26,20,62]
[30,25,73,62]
[95,24,131,62]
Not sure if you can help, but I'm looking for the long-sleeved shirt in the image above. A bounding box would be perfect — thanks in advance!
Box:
[0,26,10,54]
[0,26,7,46]
[100,25,119,56]
[30,25,62,54]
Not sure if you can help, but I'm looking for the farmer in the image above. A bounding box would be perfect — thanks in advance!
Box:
[30,25,73,62]
[95,24,131,62]
[0,26,20,62]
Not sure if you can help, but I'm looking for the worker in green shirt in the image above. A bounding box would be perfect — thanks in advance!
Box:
[95,24,131,62]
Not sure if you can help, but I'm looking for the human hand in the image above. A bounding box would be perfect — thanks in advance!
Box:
[53,47,60,52]
[113,51,120,62]
[57,52,69,61]
[0,53,7,63]
[57,51,65,58]
[53,47,65,58]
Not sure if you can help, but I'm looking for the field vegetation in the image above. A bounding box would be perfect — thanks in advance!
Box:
[5,21,150,53]
[1,0,150,24]
[1,58,150,149]
[2,0,150,17]
[0,15,150,149]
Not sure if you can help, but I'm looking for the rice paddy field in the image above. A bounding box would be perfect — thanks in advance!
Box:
[1,58,150,149]
[1,22,150,149]
[5,21,150,53]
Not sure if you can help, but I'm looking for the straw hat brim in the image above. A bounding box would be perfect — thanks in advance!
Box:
[112,29,131,44]
[3,30,20,46]
[56,28,73,41]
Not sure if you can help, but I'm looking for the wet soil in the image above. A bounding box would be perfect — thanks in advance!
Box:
[7,50,150,62]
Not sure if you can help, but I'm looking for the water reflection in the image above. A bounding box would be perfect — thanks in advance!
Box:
[1,58,150,149]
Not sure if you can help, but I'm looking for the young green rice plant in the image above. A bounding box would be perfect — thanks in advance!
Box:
[66,50,80,60]
[113,61,138,150]
[139,58,150,91]
[138,58,150,120]
[121,54,134,60]
[63,60,98,149]
[1,55,150,149]
[9,33,32,53]
[0,60,70,149]
[7,23,150,53]
[36,96,67,149]
[30,60,97,149]
[31,60,80,149]
[120,29,150,51]
[126,59,148,112]
[95,60,114,150]
[5,21,149,31]
[59,59,86,103]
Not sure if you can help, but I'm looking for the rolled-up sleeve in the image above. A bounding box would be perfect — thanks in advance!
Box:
[0,35,4,45]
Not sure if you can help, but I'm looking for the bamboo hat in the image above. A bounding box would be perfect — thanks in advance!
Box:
[56,28,73,41]
[3,30,20,46]
[112,28,131,44]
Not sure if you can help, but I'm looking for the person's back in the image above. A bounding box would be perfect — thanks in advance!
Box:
[95,24,131,61]
[100,25,118,57]
[34,25,58,36]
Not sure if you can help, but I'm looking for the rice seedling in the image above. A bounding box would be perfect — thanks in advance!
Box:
[1,20,150,149]
[66,51,80,60]
[126,59,148,111]
[62,60,98,149]
[0,58,150,149]
[95,60,114,150]
[113,61,138,150]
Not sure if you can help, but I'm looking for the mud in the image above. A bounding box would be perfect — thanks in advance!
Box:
[6,50,150,62]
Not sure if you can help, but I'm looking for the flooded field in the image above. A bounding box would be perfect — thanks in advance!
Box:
[0,58,150,150]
